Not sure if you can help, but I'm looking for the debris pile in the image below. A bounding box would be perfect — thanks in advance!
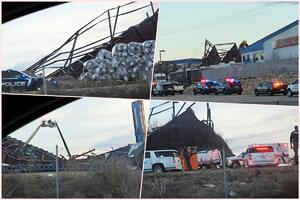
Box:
[79,40,155,82]
[147,108,233,156]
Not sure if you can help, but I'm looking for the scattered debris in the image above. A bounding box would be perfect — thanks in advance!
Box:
[228,190,237,196]
[203,183,216,188]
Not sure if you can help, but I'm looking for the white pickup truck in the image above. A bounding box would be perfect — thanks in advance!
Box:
[171,81,184,94]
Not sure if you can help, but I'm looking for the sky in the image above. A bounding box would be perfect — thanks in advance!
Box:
[1,1,159,71]
[154,1,298,62]
[9,98,149,157]
[149,100,299,156]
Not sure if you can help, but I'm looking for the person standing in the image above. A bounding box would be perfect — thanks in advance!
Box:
[290,125,299,164]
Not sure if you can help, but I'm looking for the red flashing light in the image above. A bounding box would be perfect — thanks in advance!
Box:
[201,79,206,83]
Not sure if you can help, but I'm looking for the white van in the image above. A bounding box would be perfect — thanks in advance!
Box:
[243,143,289,167]
[143,150,182,173]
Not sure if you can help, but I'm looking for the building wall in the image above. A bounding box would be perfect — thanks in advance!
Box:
[241,50,264,63]
[202,58,298,80]
[263,25,298,60]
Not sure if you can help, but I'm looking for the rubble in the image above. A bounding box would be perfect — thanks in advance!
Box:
[80,40,155,82]
[146,108,233,156]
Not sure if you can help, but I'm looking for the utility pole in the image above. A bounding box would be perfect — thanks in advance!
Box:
[223,144,228,198]
[42,66,47,95]
[56,145,59,198]
[159,50,165,81]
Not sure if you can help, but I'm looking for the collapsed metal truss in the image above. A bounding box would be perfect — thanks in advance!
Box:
[202,39,241,66]
[25,1,158,78]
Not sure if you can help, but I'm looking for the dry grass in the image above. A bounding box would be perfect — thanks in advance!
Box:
[2,159,142,198]
[142,166,298,198]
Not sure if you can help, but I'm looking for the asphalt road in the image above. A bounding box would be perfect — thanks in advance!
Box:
[152,94,298,106]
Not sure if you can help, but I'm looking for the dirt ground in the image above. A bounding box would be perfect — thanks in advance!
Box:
[142,165,298,198]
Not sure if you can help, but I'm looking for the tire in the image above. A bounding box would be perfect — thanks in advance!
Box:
[283,91,287,96]
[288,89,293,97]
[232,161,241,169]
[215,91,219,95]
[255,90,260,96]
[193,90,197,95]
[201,165,207,169]
[153,164,164,173]
[238,91,242,95]
[179,91,183,95]
[267,89,273,96]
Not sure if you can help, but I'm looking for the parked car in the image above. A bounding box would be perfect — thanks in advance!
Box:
[226,152,246,168]
[217,78,243,95]
[287,79,298,97]
[254,80,288,96]
[2,69,43,92]
[197,149,222,169]
[143,150,183,173]
[243,143,289,167]
[193,80,219,95]
[155,82,176,96]
[171,81,184,94]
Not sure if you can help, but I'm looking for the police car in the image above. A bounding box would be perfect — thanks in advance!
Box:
[193,80,219,95]
[218,78,243,95]
[2,69,43,92]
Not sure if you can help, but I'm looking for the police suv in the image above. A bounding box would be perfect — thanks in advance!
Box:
[2,69,43,92]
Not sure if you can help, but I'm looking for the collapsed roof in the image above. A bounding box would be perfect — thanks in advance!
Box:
[202,39,241,66]
[146,108,234,156]
[25,2,158,78]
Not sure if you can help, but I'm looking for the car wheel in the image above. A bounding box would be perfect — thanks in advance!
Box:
[193,91,197,95]
[153,164,164,173]
[255,90,260,96]
[238,91,242,95]
[288,89,293,97]
[232,161,241,169]
[215,91,219,95]
[267,89,273,96]
[201,165,207,169]
[283,91,287,96]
